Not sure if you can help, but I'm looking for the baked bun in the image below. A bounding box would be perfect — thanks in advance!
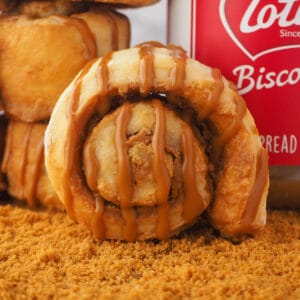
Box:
[0,9,130,122]
[1,120,63,209]
[45,42,269,240]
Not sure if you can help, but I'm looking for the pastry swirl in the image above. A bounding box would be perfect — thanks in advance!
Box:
[0,8,130,122]
[45,42,269,240]
[1,120,62,209]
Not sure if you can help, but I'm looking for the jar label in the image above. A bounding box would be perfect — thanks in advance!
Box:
[188,0,300,165]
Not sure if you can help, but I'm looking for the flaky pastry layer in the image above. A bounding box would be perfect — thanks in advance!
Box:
[1,120,62,209]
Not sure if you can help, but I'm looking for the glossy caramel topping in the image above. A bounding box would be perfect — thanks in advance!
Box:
[64,60,97,219]
[24,136,44,207]
[91,195,105,240]
[139,43,155,94]
[2,122,44,207]
[96,53,112,116]
[114,102,137,241]
[182,123,204,222]
[210,69,247,163]
[20,124,33,201]
[168,45,187,91]
[152,99,171,240]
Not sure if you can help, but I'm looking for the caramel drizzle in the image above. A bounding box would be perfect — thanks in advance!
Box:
[64,60,96,219]
[91,195,105,240]
[202,68,224,119]
[53,15,97,58]
[167,45,187,91]
[152,100,171,240]
[182,123,204,222]
[115,102,137,241]
[90,7,119,51]
[83,133,105,239]
[139,43,156,94]
[209,69,248,162]
[241,148,269,228]
[20,124,33,202]
[24,134,44,207]
[84,52,112,239]
[96,53,112,116]
[2,122,42,206]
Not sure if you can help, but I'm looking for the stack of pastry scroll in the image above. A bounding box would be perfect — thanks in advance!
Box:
[0,0,269,241]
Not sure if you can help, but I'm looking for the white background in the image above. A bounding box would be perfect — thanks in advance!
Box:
[119,0,168,46]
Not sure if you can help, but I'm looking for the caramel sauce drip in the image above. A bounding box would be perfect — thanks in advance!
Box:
[24,134,44,207]
[182,123,204,222]
[241,148,269,229]
[139,43,156,94]
[83,132,105,239]
[202,68,224,119]
[96,53,112,116]
[152,100,171,240]
[91,195,105,240]
[90,7,119,51]
[210,69,247,162]
[2,122,43,206]
[20,124,33,202]
[64,60,97,219]
[167,45,187,91]
[53,15,97,58]
[114,102,137,241]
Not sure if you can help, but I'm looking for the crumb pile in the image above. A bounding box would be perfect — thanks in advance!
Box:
[0,200,299,299]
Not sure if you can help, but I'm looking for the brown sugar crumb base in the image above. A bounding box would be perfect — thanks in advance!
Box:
[0,200,299,299]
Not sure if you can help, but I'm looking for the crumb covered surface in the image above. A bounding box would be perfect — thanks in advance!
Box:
[0,199,299,300]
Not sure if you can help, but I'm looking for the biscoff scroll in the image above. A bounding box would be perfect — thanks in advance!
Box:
[45,42,269,240]
[1,120,63,209]
[0,7,130,122]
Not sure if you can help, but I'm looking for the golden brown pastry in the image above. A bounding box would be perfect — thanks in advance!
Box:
[0,7,130,122]
[1,120,62,209]
[45,42,269,241]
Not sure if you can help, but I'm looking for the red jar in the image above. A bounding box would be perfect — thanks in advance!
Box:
[168,0,300,208]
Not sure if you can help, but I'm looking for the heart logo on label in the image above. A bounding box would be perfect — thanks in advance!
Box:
[219,0,300,61]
